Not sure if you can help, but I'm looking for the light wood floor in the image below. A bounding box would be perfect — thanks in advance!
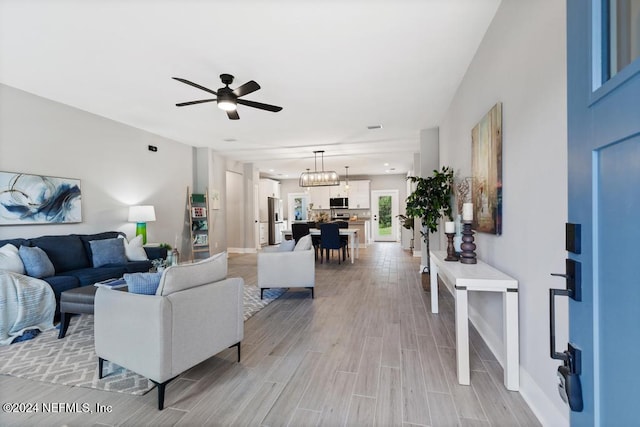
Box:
[0,243,541,427]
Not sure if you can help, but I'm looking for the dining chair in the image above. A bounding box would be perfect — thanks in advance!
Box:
[333,220,349,260]
[319,222,347,264]
[306,222,321,260]
[291,223,310,244]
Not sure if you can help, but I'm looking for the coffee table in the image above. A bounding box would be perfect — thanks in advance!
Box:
[58,284,127,338]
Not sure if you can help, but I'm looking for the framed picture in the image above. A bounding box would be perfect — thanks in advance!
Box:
[192,206,207,218]
[193,233,208,246]
[471,102,502,235]
[0,171,82,225]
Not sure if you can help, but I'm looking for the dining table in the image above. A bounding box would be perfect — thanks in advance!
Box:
[281,228,359,264]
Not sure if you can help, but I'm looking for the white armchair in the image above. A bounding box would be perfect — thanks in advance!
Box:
[257,242,315,299]
[94,252,244,410]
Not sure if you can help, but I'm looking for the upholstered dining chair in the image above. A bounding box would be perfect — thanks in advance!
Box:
[291,223,310,243]
[319,222,347,264]
[306,222,321,260]
[333,220,350,260]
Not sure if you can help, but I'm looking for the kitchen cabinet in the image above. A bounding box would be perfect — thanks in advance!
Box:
[347,220,370,247]
[309,180,369,210]
[329,182,349,198]
[259,178,281,220]
[309,186,331,209]
[259,178,281,198]
[348,180,370,209]
[259,222,268,246]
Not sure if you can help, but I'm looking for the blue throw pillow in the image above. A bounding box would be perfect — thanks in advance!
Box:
[277,240,296,252]
[18,246,55,278]
[124,272,162,295]
[89,238,127,267]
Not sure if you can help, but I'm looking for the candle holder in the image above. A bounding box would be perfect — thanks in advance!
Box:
[459,221,477,264]
[445,233,459,261]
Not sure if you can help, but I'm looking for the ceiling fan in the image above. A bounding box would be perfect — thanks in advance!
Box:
[172,73,283,120]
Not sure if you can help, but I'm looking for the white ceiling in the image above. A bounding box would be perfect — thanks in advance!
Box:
[0,0,500,179]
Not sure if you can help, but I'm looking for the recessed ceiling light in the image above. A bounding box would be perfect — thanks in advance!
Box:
[269,169,275,172]
[367,125,382,130]
[384,163,389,166]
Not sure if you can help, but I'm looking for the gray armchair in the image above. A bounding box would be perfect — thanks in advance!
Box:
[94,252,244,410]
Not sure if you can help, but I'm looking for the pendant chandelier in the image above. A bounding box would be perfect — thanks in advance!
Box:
[344,166,350,193]
[299,150,340,187]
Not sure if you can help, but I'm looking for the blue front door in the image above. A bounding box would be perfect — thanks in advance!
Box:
[567,0,640,425]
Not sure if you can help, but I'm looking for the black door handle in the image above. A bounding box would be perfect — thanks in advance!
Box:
[549,287,571,360]
[549,258,584,412]
[549,259,581,360]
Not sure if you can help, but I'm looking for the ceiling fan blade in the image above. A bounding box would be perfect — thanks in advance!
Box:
[172,77,218,96]
[237,99,283,112]
[233,80,260,98]
[176,99,217,107]
[227,110,240,120]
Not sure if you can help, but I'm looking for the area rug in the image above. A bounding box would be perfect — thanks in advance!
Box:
[0,283,286,395]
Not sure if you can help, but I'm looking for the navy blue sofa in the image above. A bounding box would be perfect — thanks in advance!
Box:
[0,231,166,314]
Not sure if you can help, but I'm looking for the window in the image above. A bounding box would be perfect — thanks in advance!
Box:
[606,0,640,79]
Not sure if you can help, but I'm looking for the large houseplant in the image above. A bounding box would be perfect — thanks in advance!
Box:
[405,166,454,272]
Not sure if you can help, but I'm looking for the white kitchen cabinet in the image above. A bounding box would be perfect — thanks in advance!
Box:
[309,186,331,209]
[260,178,280,199]
[259,222,268,245]
[348,180,370,209]
[259,178,281,221]
[329,182,349,198]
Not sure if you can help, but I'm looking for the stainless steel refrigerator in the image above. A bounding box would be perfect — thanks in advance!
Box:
[267,197,283,245]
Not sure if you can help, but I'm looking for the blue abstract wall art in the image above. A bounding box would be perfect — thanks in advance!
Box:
[0,172,82,225]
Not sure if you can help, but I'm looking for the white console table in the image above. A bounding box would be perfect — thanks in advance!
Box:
[429,250,519,391]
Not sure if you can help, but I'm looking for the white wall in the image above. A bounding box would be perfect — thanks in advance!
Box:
[438,1,568,425]
[226,170,244,251]
[419,128,441,268]
[0,84,193,252]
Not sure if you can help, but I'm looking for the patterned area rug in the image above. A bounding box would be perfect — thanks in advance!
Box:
[0,283,285,395]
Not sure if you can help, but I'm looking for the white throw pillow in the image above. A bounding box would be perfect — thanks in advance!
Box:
[120,235,149,261]
[277,239,296,252]
[156,251,227,296]
[294,234,313,251]
[0,243,25,274]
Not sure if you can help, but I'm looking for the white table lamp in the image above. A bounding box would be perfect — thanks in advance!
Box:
[128,205,156,244]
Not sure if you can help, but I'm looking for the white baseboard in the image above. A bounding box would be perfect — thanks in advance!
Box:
[467,306,569,427]
[519,369,569,427]
[227,247,257,254]
[413,250,421,258]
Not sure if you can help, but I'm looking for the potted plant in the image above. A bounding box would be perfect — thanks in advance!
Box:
[405,166,454,272]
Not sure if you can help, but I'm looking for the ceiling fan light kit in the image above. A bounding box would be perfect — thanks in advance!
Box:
[299,150,340,187]
[216,91,237,111]
[173,73,282,120]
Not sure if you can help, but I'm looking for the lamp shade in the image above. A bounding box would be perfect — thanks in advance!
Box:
[128,205,156,222]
